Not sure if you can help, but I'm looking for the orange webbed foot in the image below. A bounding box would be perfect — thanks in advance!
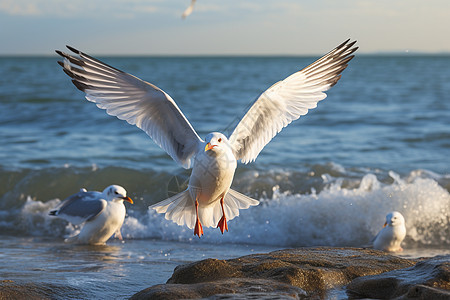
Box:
[217,196,228,234]
[217,215,228,234]
[194,217,203,237]
[194,199,203,237]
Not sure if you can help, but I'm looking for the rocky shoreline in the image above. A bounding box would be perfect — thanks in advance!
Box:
[130,247,449,299]
[1,247,448,299]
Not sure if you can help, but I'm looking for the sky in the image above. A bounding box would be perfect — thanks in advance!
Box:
[0,0,449,55]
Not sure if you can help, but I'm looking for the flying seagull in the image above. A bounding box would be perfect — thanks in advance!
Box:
[182,0,196,19]
[56,39,358,237]
[49,185,133,245]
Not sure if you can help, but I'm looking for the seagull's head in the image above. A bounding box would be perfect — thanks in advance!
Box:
[384,211,405,227]
[204,132,230,154]
[103,185,133,204]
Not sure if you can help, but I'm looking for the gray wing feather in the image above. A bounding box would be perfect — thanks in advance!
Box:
[229,39,358,163]
[55,47,203,169]
[50,191,106,225]
[371,228,382,243]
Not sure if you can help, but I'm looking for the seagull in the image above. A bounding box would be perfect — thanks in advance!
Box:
[182,0,196,19]
[56,39,358,237]
[49,185,133,245]
[372,211,406,252]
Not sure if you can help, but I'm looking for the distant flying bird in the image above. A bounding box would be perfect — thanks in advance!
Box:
[372,211,406,252]
[182,0,196,19]
[49,185,133,245]
[56,39,358,237]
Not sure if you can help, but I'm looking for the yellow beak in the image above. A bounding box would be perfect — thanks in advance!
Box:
[122,196,133,204]
[204,142,216,152]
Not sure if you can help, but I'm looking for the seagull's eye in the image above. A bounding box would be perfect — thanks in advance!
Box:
[218,138,222,142]
[114,191,119,195]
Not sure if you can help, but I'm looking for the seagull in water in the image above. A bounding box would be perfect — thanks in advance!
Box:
[56,39,358,237]
[372,211,406,252]
[49,185,133,245]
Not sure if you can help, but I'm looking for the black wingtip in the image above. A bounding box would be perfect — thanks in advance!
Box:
[55,50,69,59]
[329,74,342,88]
[337,39,351,49]
[66,45,80,54]
[55,50,70,59]
[72,79,89,92]
[49,210,57,216]
[347,40,357,49]
[63,68,75,78]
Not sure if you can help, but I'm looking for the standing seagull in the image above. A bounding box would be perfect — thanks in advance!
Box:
[372,211,406,252]
[49,185,133,245]
[56,39,358,237]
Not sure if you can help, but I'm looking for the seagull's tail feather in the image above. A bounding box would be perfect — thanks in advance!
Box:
[223,188,259,220]
[150,189,259,230]
[199,189,260,228]
[150,190,196,229]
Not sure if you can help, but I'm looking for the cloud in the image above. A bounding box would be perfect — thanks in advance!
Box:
[0,0,161,18]
[0,0,41,16]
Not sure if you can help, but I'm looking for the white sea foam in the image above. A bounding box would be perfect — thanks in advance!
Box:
[7,170,450,249]
[122,170,450,247]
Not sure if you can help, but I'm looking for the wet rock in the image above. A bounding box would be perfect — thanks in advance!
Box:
[346,254,450,299]
[130,247,417,299]
[0,279,84,299]
[130,278,307,300]
[168,247,415,292]
[403,285,450,300]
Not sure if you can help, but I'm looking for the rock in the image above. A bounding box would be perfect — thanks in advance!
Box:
[130,247,417,299]
[0,279,83,299]
[1,280,51,300]
[130,278,307,300]
[346,254,450,299]
[167,247,415,291]
[403,285,450,300]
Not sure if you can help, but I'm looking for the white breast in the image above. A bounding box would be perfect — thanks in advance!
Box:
[76,201,126,245]
[373,225,406,252]
[189,147,237,206]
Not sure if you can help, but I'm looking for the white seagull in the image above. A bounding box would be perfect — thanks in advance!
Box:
[56,39,358,237]
[182,0,196,19]
[49,185,133,245]
[372,211,406,252]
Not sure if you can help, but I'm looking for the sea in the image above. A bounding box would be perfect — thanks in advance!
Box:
[0,53,449,299]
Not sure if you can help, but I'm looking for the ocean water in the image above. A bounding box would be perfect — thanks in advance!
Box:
[0,54,449,299]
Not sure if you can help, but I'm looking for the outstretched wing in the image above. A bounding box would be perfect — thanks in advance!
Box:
[229,39,358,163]
[56,47,203,169]
[49,191,106,225]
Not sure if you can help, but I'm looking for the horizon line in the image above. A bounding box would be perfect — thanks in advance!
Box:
[1,50,449,58]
